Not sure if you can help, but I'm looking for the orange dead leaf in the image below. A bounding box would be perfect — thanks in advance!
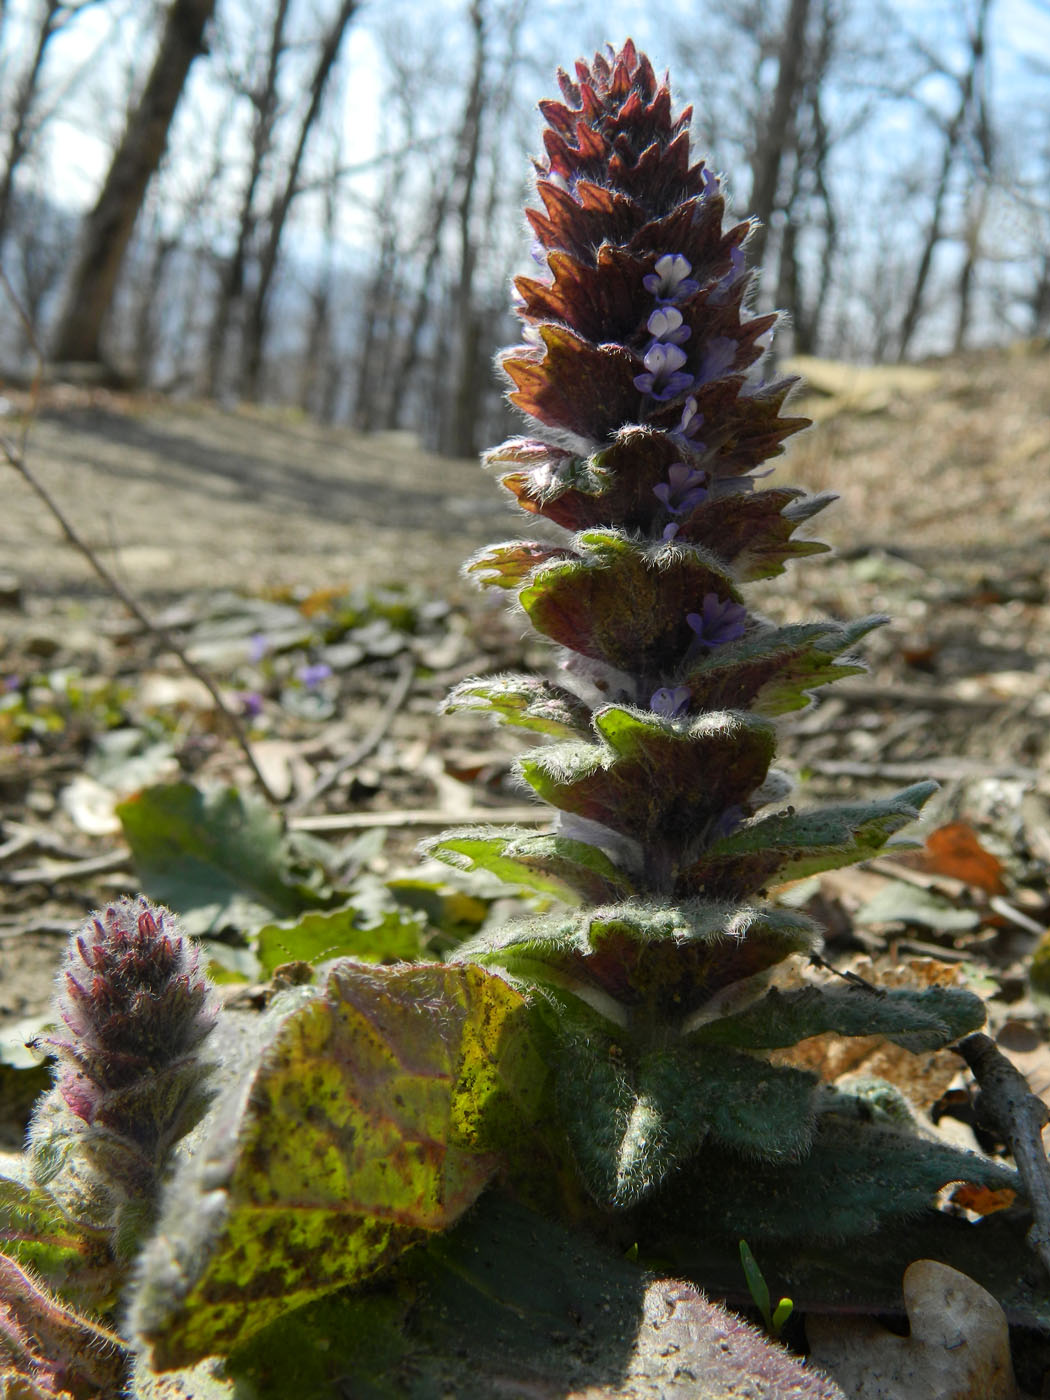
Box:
[919,822,1006,895]
[950,1183,1017,1216]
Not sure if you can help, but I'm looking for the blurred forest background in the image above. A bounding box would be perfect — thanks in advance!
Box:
[0,0,1047,457]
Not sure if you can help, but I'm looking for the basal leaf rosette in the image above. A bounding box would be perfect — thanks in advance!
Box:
[429,42,987,1209]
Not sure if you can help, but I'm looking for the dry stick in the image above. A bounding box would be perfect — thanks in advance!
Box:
[0,266,280,805]
[957,1032,1050,1278]
[287,650,416,816]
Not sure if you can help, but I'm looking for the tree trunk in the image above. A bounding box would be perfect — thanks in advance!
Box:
[896,0,990,360]
[747,0,811,275]
[50,0,216,364]
[205,0,291,397]
[0,0,62,243]
[239,0,359,400]
[441,0,487,458]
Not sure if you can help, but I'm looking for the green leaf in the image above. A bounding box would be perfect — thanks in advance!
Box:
[443,673,591,737]
[681,782,938,898]
[550,1013,817,1206]
[520,530,739,673]
[219,1195,845,1400]
[0,1174,117,1310]
[256,905,427,977]
[689,984,985,1052]
[519,706,775,847]
[683,616,884,717]
[117,782,337,935]
[642,1113,1019,1245]
[739,1239,772,1326]
[462,900,817,1025]
[132,961,549,1367]
[425,827,635,904]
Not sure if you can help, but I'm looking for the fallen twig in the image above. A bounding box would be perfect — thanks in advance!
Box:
[291,805,550,833]
[288,652,416,816]
[2,849,132,886]
[807,757,1038,783]
[957,1032,1050,1278]
[0,265,281,806]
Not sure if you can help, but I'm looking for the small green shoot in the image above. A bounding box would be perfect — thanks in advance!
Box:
[739,1238,793,1338]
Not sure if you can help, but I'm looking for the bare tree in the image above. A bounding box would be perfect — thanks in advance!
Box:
[205,0,292,397]
[239,0,360,400]
[895,0,992,359]
[0,0,113,241]
[747,0,812,274]
[50,0,216,365]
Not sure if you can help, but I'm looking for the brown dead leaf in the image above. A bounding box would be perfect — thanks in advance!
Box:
[917,822,1006,896]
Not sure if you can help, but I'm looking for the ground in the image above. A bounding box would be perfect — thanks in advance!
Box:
[1,340,1049,1081]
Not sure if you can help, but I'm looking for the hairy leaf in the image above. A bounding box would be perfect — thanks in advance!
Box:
[683,616,884,716]
[442,672,591,737]
[425,827,635,904]
[519,706,775,849]
[552,1023,817,1206]
[216,1194,845,1399]
[690,983,985,1052]
[132,962,548,1367]
[642,1112,1020,1244]
[520,530,738,672]
[679,782,938,898]
[462,899,817,1022]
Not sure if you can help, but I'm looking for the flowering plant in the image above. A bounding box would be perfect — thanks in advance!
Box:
[428,39,984,1206]
[0,42,1031,1399]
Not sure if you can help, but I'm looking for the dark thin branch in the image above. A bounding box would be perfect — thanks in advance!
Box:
[0,264,281,806]
[957,1032,1050,1278]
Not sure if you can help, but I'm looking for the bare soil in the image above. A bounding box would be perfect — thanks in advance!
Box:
[1,343,1049,1052]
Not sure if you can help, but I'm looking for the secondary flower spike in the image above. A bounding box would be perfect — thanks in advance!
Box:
[28,896,218,1238]
[432,41,984,1209]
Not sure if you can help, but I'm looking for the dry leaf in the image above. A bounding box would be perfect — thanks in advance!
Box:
[918,822,1006,896]
[807,1259,1018,1400]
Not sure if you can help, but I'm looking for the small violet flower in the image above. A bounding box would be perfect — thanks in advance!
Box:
[696,335,738,386]
[240,691,264,718]
[249,632,270,663]
[296,662,333,689]
[643,253,700,304]
[710,245,746,305]
[650,685,691,718]
[653,462,708,516]
[634,342,693,401]
[646,306,690,346]
[687,593,747,648]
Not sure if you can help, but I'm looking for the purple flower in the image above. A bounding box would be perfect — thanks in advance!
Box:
[646,306,690,345]
[249,632,270,663]
[710,245,746,304]
[642,253,700,304]
[672,396,707,451]
[653,462,708,516]
[634,342,693,401]
[2,674,20,692]
[696,335,738,385]
[240,690,264,718]
[686,594,747,648]
[650,685,691,718]
[296,661,333,689]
